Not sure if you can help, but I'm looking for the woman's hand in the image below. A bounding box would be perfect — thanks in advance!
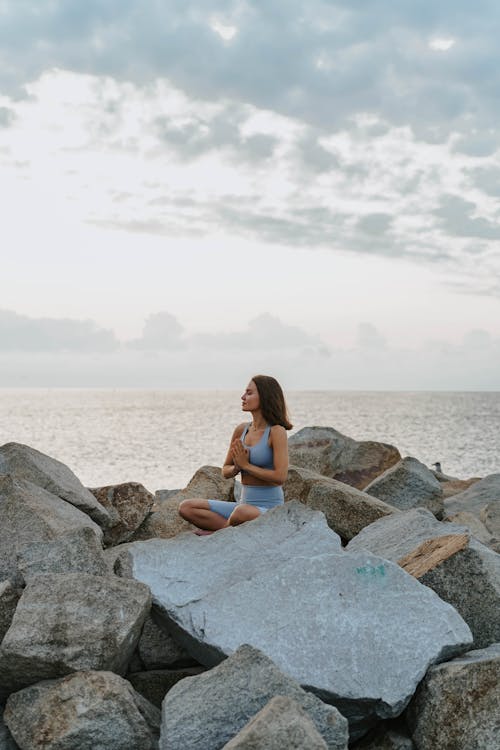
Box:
[230,439,250,470]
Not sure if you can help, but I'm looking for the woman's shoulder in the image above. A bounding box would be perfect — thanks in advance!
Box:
[232,422,248,438]
[270,424,287,438]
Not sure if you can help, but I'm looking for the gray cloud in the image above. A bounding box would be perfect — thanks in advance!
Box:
[128,312,186,350]
[0,309,118,351]
[191,313,324,351]
[467,166,500,198]
[0,107,16,127]
[2,0,500,147]
[434,195,500,240]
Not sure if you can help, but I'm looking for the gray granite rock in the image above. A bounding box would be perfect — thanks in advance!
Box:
[222,695,329,749]
[406,643,500,750]
[0,711,18,750]
[171,464,235,503]
[445,510,499,550]
[17,527,108,582]
[288,426,401,489]
[347,508,500,648]
[0,573,151,698]
[4,670,160,750]
[481,501,500,540]
[0,583,19,644]
[160,645,348,750]
[128,667,206,708]
[353,725,414,749]
[284,466,398,540]
[128,503,471,738]
[365,457,444,517]
[138,612,191,669]
[89,482,154,546]
[130,498,192,541]
[443,472,500,518]
[0,475,103,586]
[0,442,109,526]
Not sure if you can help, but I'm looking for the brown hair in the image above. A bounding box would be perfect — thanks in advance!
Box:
[252,375,293,430]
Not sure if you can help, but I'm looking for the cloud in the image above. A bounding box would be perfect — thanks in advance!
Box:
[190,313,325,351]
[434,195,500,240]
[128,312,186,350]
[0,309,118,352]
[356,323,387,349]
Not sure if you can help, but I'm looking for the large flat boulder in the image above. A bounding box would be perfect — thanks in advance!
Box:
[0,475,103,586]
[89,482,154,546]
[406,643,500,750]
[127,503,471,738]
[4,671,160,750]
[0,573,151,699]
[347,508,500,648]
[222,695,329,750]
[288,427,401,489]
[364,458,444,517]
[160,645,348,750]
[0,443,109,526]
[285,466,398,540]
[18,527,108,582]
[443,472,500,518]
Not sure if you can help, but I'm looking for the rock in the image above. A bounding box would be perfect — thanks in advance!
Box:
[4,670,160,750]
[130,499,191,541]
[89,482,154,546]
[172,464,235,503]
[138,612,191,669]
[443,472,500,518]
[160,645,348,750]
[284,466,398,540]
[440,477,481,499]
[0,573,151,698]
[352,723,415,749]
[0,442,109,526]
[103,542,137,578]
[128,503,471,738]
[445,510,500,552]
[154,489,181,505]
[0,712,18,750]
[364,457,444,517]
[480,501,500,540]
[0,583,19,644]
[0,475,103,586]
[17,527,108,582]
[347,508,500,648]
[128,667,206,708]
[288,426,401,489]
[406,643,500,750]
[222,695,329,750]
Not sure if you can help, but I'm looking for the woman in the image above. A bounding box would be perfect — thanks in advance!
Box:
[179,375,292,532]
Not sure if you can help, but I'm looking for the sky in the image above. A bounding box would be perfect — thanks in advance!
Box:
[1,1,499,389]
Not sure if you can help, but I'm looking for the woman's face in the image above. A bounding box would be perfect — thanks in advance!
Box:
[241,380,260,412]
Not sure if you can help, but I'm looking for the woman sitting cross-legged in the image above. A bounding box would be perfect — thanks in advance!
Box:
[178,374,292,533]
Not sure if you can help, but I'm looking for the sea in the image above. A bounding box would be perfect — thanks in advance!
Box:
[0,389,499,493]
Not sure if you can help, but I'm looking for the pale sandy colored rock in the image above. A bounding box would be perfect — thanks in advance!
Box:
[365,457,444,517]
[0,442,109,526]
[0,573,151,698]
[480,501,500,539]
[130,499,192,541]
[0,475,103,586]
[406,643,500,750]
[4,670,160,750]
[288,426,401,489]
[89,481,154,546]
[18,527,108,582]
[440,477,481,499]
[446,510,499,551]
[222,695,329,749]
[285,466,398,540]
[172,464,235,503]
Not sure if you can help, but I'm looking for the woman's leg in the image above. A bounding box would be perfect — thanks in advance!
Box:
[227,504,261,526]
[178,498,229,531]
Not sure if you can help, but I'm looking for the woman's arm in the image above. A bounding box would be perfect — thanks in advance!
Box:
[230,425,288,485]
[221,424,247,479]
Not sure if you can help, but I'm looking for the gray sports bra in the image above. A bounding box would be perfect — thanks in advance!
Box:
[240,424,273,470]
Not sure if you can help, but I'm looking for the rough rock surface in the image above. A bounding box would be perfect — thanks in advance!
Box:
[130,498,191,541]
[171,464,235,503]
[89,481,154,546]
[0,442,109,526]
[353,725,414,749]
[222,695,329,750]
[160,645,348,750]
[0,583,19,644]
[0,573,151,698]
[443,472,500,518]
[138,612,191,669]
[284,466,398,540]
[288,426,401,489]
[0,475,103,586]
[4,670,160,750]
[481,501,500,540]
[17,527,108,582]
[347,508,500,648]
[128,667,206,708]
[364,457,444,517]
[128,503,471,738]
[406,643,500,750]
[445,510,499,550]
[0,713,18,750]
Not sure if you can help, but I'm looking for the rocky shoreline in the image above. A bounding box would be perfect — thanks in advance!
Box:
[0,427,499,749]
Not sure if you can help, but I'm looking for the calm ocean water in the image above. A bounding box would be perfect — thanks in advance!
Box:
[0,389,498,492]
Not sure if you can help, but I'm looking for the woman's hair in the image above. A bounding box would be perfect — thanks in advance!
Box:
[252,375,293,430]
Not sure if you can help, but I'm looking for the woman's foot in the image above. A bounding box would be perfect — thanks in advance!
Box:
[193,528,215,536]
